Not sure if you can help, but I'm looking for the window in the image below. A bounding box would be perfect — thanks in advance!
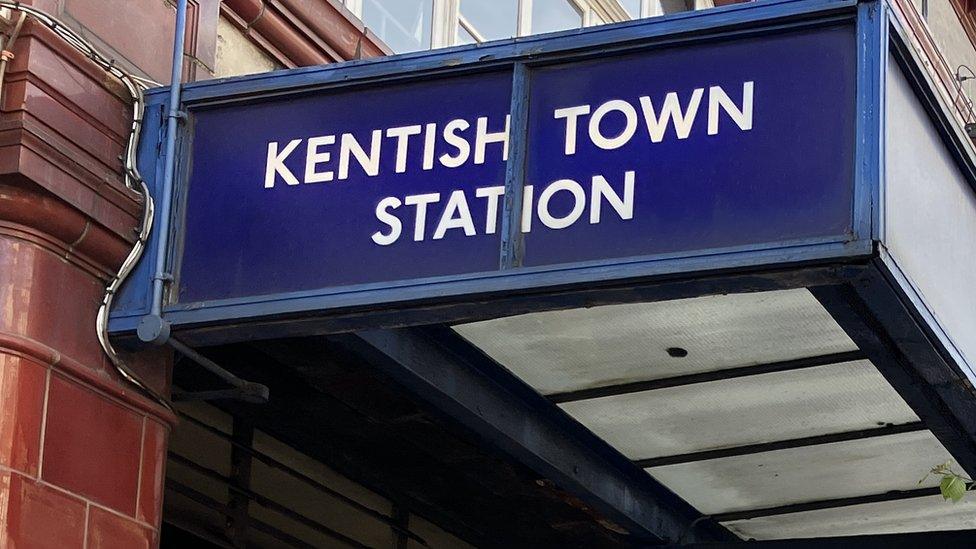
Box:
[661,0,695,14]
[360,0,433,52]
[531,0,584,34]
[459,0,519,42]
[587,9,607,26]
[345,0,715,53]
[456,22,478,45]
[619,0,642,18]
[633,0,717,17]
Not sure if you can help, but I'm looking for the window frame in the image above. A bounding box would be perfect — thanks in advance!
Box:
[344,0,715,51]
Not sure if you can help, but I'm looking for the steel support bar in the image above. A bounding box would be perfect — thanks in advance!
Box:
[710,486,940,523]
[667,529,976,548]
[168,338,270,403]
[549,351,865,404]
[176,411,429,545]
[168,453,370,549]
[812,262,976,479]
[166,479,321,549]
[340,326,735,544]
[635,421,926,468]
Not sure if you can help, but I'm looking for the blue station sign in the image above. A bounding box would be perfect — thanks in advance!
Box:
[103,2,976,541]
[179,25,856,303]
[110,1,874,337]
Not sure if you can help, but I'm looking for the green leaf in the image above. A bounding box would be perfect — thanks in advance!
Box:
[941,475,967,503]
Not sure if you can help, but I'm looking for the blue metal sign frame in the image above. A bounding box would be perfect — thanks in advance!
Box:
[110,0,877,342]
[106,0,976,535]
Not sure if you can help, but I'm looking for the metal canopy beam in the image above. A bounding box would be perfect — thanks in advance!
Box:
[335,326,736,544]
[548,351,866,404]
[634,421,927,468]
[167,264,854,347]
[710,486,940,523]
[666,529,976,548]
[811,263,976,479]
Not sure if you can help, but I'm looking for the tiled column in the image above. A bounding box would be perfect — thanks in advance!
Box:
[0,0,239,543]
[0,187,175,548]
[0,3,212,546]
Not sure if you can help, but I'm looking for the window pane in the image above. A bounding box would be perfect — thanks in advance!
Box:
[619,0,642,18]
[361,0,432,53]
[661,0,694,14]
[456,23,477,45]
[459,0,518,41]
[531,0,583,35]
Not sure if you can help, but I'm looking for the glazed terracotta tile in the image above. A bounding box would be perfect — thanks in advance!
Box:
[0,354,46,476]
[0,238,109,375]
[63,0,177,83]
[137,418,168,526]
[87,505,155,549]
[0,470,87,549]
[41,374,143,515]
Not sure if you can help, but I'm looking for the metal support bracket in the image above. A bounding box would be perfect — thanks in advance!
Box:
[172,384,269,403]
[168,337,270,404]
[137,314,171,345]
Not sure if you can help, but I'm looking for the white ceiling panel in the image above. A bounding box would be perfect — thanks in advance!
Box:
[723,494,976,540]
[647,430,950,514]
[453,289,857,395]
[558,360,918,458]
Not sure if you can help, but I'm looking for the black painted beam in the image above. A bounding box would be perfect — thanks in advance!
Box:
[172,265,849,347]
[166,478,323,549]
[635,422,926,468]
[189,340,635,547]
[337,326,736,544]
[812,264,976,479]
[168,452,371,548]
[549,351,866,404]
[176,412,425,544]
[667,529,976,548]
[710,486,941,522]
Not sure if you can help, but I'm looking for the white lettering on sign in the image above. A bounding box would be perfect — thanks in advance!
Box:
[265,139,302,187]
[263,81,754,246]
[370,171,635,245]
[558,82,752,154]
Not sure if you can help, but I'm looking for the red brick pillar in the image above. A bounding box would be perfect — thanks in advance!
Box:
[0,11,177,549]
[0,193,175,549]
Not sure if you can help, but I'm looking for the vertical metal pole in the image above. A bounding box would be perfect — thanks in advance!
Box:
[227,418,254,548]
[392,505,409,549]
[499,63,530,269]
[139,0,187,344]
[853,0,886,243]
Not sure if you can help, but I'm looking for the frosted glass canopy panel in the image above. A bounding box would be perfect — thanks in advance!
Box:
[453,289,858,395]
[722,495,976,540]
[648,430,951,514]
[558,360,918,458]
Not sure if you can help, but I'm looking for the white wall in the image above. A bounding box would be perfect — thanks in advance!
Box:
[885,57,976,381]
[214,17,282,79]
